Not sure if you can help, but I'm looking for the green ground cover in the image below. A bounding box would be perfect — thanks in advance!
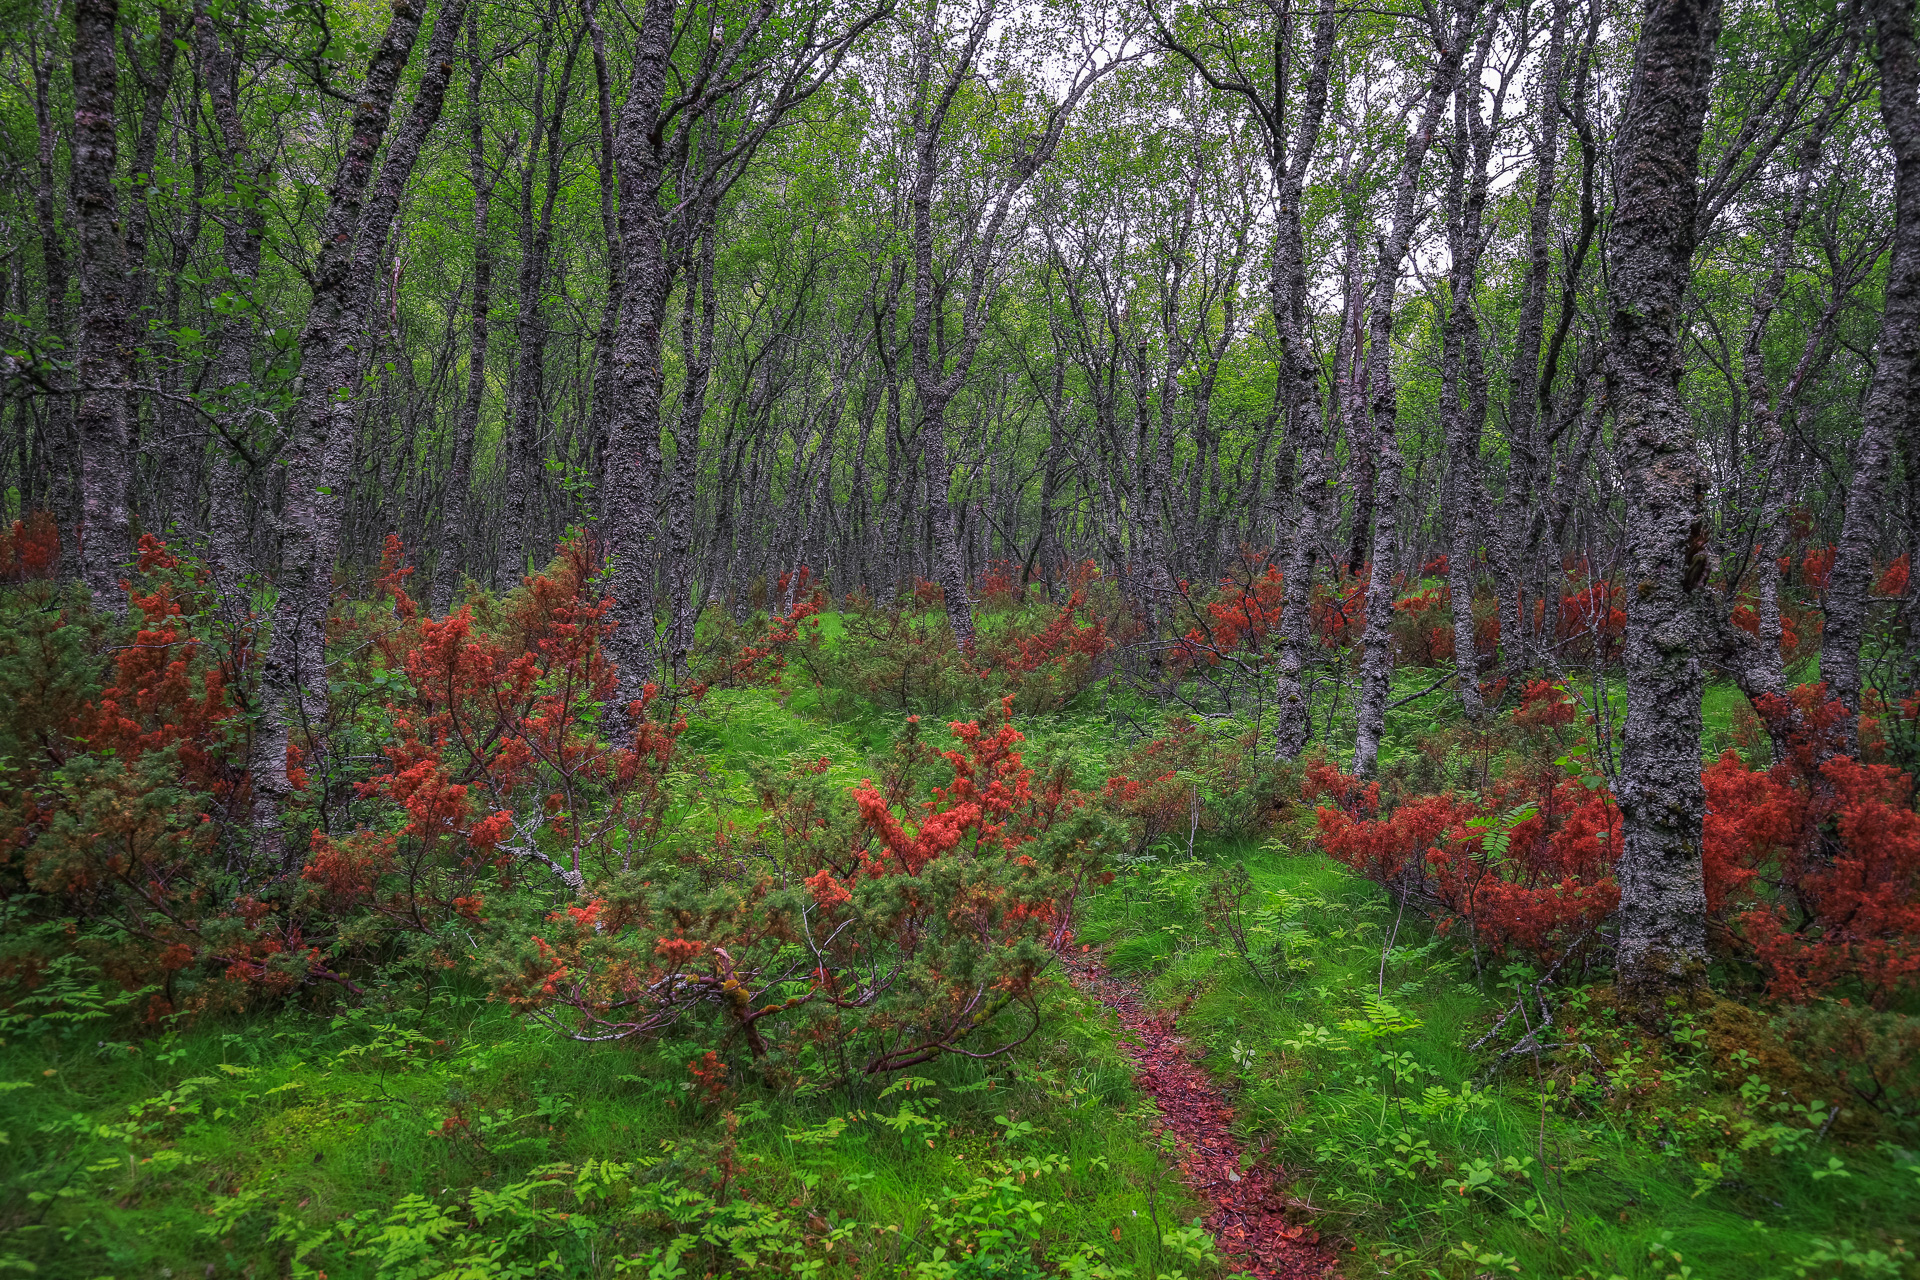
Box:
[5,658,1916,1279]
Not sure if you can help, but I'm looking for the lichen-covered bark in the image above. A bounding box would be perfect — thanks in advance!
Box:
[1606,0,1723,1002]
[31,17,77,575]
[248,0,429,868]
[1442,22,1502,721]
[497,7,579,591]
[1823,0,1920,749]
[664,231,718,677]
[197,1,272,585]
[1351,0,1479,778]
[1709,44,1852,760]
[71,0,135,614]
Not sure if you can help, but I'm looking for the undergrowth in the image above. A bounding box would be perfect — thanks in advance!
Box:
[1079,838,1920,1279]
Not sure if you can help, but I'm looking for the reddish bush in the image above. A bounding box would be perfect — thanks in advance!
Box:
[1392,585,1453,667]
[1311,570,1368,648]
[0,538,330,1015]
[1104,719,1290,850]
[703,585,828,691]
[1705,688,1920,1005]
[1555,574,1626,664]
[1310,683,1622,966]
[0,512,59,583]
[980,591,1110,711]
[1875,554,1910,599]
[1171,562,1286,666]
[977,558,1020,609]
[1801,545,1836,594]
[326,536,692,927]
[492,698,1114,1078]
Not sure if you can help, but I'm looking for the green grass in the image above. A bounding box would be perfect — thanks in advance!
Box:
[7,633,1914,1279]
[0,958,1216,1278]
[0,681,1208,1280]
[1078,835,1920,1280]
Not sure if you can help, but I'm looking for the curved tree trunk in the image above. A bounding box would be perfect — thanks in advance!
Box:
[1823,0,1920,750]
[247,0,431,870]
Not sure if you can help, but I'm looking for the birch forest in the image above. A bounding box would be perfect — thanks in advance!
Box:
[4,0,1920,1274]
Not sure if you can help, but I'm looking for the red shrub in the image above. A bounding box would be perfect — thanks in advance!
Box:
[1311,570,1367,648]
[331,535,692,924]
[492,698,1114,1078]
[1875,554,1910,599]
[0,512,59,583]
[977,559,1020,609]
[1391,585,1453,667]
[1171,562,1286,666]
[1705,688,1920,1005]
[1801,545,1836,594]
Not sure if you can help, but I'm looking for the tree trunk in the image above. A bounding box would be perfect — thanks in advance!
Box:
[1256,0,1340,760]
[1494,0,1572,671]
[1607,0,1724,1004]
[1443,20,1503,720]
[601,0,680,706]
[433,12,497,614]
[248,0,430,869]
[498,9,579,590]
[197,0,272,584]
[71,0,136,614]
[1823,0,1920,748]
[31,18,77,574]
[1352,0,1481,778]
[664,231,718,676]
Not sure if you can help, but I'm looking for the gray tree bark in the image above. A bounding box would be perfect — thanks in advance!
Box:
[1606,0,1724,1003]
[31,13,77,573]
[432,12,501,614]
[497,7,581,591]
[247,0,431,869]
[1442,21,1505,721]
[904,2,1119,657]
[1352,0,1482,778]
[664,230,718,676]
[1154,0,1340,757]
[600,0,885,712]
[1822,0,1920,750]
[196,0,272,585]
[71,0,136,614]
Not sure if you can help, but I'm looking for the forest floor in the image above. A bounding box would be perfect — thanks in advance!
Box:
[1064,954,1335,1280]
[4,673,1918,1279]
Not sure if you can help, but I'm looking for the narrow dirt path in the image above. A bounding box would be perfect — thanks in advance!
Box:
[1064,955,1337,1280]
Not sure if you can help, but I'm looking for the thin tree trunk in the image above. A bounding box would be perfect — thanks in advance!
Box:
[498,8,578,590]
[197,0,270,583]
[1823,0,1920,748]
[1352,0,1481,778]
[432,18,500,613]
[1494,0,1572,669]
[1444,20,1503,720]
[71,0,136,614]
[665,231,718,675]
[31,15,77,572]
[1249,0,1339,759]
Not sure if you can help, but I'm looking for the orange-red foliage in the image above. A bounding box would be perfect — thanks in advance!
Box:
[0,512,59,583]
